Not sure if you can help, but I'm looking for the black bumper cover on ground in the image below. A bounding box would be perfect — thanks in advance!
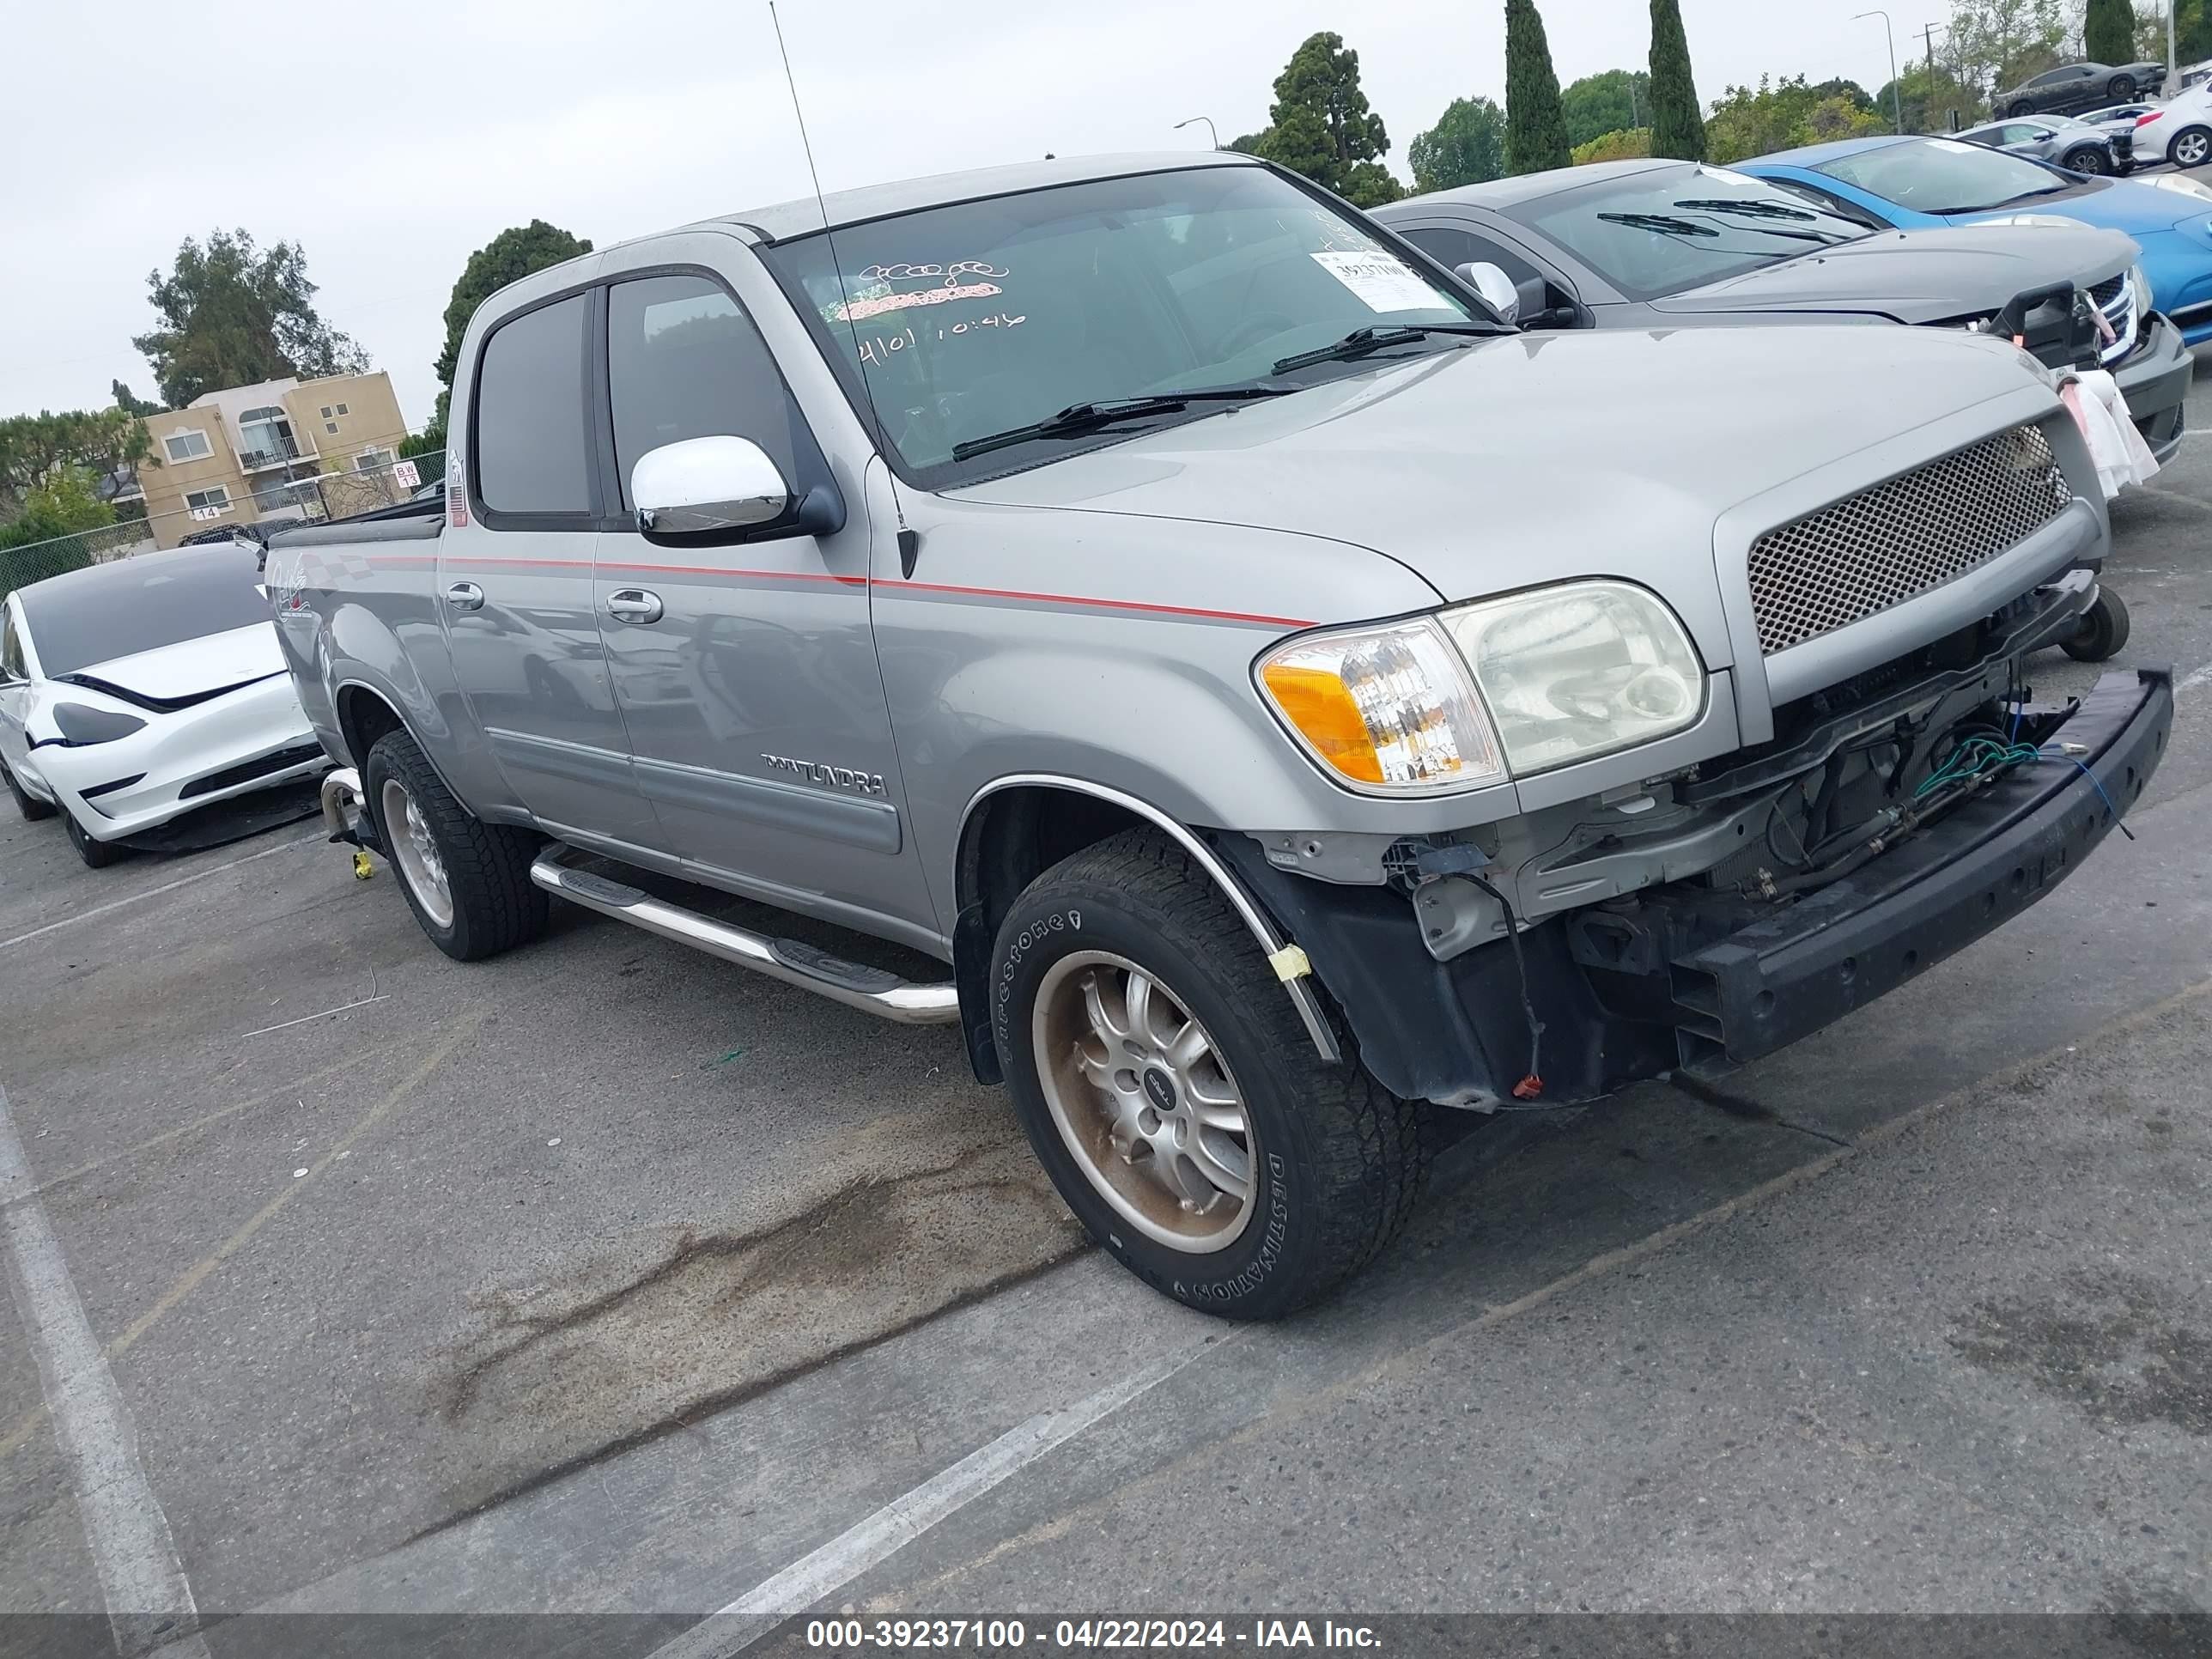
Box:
[1227,669,2172,1107]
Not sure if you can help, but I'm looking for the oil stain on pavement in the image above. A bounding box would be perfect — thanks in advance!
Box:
[1951,1268,2210,1437]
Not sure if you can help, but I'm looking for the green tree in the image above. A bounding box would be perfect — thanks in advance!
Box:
[1573,128,1654,163]
[1408,96,1509,191]
[1561,70,1651,147]
[1648,0,1708,161]
[0,410,155,520]
[0,467,113,544]
[1239,33,1403,206]
[131,230,368,410]
[110,380,161,416]
[1504,0,1573,174]
[1953,0,2069,103]
[426,220,593,444]
[1705,76,1887,165]
[2085,0,2138,65]
[1876,61,1986,131]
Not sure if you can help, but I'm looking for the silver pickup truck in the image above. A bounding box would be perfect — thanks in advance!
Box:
[270,151,2171,1319]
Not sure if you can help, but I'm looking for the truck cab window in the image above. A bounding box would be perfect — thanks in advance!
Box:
[473,294,594,516]
[606,273,802,507]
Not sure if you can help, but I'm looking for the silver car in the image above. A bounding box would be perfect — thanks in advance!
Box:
[1960,114,2133,175]
[270,152,2170,1318]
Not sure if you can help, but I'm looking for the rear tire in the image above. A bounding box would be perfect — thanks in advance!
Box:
[64,810,126,868]
[363,728,548,961]
[2008,98,2037,118]
[2172,126,2212,168]
[2063,146,2108,174]
[2064,588,2131,662]
[991,829,1428,1320]
[2,756,56,821]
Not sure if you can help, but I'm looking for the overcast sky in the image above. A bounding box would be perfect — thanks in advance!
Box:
[2,0,1911,432]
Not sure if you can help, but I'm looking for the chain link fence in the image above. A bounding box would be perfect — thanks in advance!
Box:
[1,448,447,601]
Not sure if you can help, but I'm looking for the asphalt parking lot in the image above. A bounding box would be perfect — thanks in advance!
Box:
[5,371,2212,1655]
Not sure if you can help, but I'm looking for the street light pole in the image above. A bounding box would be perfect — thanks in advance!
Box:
[2171,0,2181,98]
[1173,116,1220,150]
[1856,10,1905,134]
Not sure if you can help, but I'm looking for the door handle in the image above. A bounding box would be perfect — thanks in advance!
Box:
[445,580,485,611]
[605,587,664,624]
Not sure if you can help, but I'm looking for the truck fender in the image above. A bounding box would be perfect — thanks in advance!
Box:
[957,773,1342,1069]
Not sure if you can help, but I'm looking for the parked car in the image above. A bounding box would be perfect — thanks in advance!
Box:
[271,150,2167,1319]
[0,543,328,866]
[2130,85,2212,169]
[1958,114,2133,175]
[1742,135,2212,344]
[2079,100,2166,134]
[1996,60,2166,118]
[1373,158,2189,474]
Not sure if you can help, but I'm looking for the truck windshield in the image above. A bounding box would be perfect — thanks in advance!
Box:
[762,166,1489,487]
[1499,163,1870,301]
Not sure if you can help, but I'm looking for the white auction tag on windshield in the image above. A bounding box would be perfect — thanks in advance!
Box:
[1310,250,1449,313]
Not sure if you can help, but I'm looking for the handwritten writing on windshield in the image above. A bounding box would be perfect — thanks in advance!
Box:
[833,261,1012,323]
[855,311,1027,365]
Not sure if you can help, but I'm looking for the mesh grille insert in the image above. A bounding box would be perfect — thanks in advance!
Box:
[1745,425,2072,657]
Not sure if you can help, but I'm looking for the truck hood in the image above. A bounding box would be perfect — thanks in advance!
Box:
[1646,222,2137,323]
[950,325,2058,667]
[62,623,285,707]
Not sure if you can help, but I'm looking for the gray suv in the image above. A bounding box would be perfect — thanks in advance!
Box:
[270,153,2170,1318]
[1958,115,2133,175]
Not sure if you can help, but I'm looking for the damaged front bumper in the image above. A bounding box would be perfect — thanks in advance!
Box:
[1226,667,2171,1107]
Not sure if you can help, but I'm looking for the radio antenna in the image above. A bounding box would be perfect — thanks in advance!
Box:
[769,0,921,577]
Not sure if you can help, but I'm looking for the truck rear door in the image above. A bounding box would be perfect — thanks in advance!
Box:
[443,275,665,854]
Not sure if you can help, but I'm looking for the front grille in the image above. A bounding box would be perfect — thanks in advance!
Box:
[1745,425,2073,656]
[2089,275,2125,307]
[179,744,325,801]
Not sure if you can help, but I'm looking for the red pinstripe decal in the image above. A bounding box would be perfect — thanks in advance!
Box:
[362,553,1306,626]
[878,579,1313,629]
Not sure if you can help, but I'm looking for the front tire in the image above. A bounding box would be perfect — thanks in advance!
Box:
[64,810,126,868]
[2110,75,2138,101]
[2172,126,2212,168]
[992,830,1427,1320]
[2,756,56,821]
[363,728,548,961]
[2008,98,2037,118]
[2063,146,2109,174]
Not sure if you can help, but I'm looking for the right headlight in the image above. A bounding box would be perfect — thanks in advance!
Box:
[1440,580,1705,775]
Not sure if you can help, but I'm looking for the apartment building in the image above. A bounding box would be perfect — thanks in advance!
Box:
[135,370,412,547]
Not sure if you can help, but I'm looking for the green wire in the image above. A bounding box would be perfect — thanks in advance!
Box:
[1914,734,2039,800]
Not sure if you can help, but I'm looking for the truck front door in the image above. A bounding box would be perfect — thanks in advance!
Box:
[591,260,939,949]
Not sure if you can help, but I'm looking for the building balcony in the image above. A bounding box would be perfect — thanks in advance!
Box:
[237,436,316,472]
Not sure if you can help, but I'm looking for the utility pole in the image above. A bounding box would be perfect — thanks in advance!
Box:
[2171,0,2181,97]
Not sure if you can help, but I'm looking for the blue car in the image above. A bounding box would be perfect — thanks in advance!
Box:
[1742,133,2212,344]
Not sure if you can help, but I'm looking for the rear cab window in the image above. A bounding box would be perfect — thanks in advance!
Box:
[471,293,597,520]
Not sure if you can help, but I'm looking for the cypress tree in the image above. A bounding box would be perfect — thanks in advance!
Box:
[1648,0,1707,162]
[2083,0,2136,67]
[1504,0,1572,175]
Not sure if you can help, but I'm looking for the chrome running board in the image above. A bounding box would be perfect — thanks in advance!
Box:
[529,848,960,1026]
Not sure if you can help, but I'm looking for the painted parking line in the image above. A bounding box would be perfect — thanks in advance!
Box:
[0,1083,211,1659]
[644,1336,1224,1659]
[0,832,321,955]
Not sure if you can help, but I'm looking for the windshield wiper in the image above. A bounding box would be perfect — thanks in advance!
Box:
[1931,184,2070,213]
[1270,323,1496,375]
[1598,211,1719,238]
[1670,198,1856,242]
[949,386,1295,462]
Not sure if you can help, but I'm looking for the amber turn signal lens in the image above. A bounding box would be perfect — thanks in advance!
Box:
[1255,620,1503,793]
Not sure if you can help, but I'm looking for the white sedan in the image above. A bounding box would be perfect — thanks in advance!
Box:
[0,542,328,867]
[2130,87,2212,168]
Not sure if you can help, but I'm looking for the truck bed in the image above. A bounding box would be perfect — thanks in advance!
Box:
[265,501,442,549]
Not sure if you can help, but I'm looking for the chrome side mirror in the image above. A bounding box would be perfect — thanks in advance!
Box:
[1455,261,1522,326]
[632,436,791,536]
